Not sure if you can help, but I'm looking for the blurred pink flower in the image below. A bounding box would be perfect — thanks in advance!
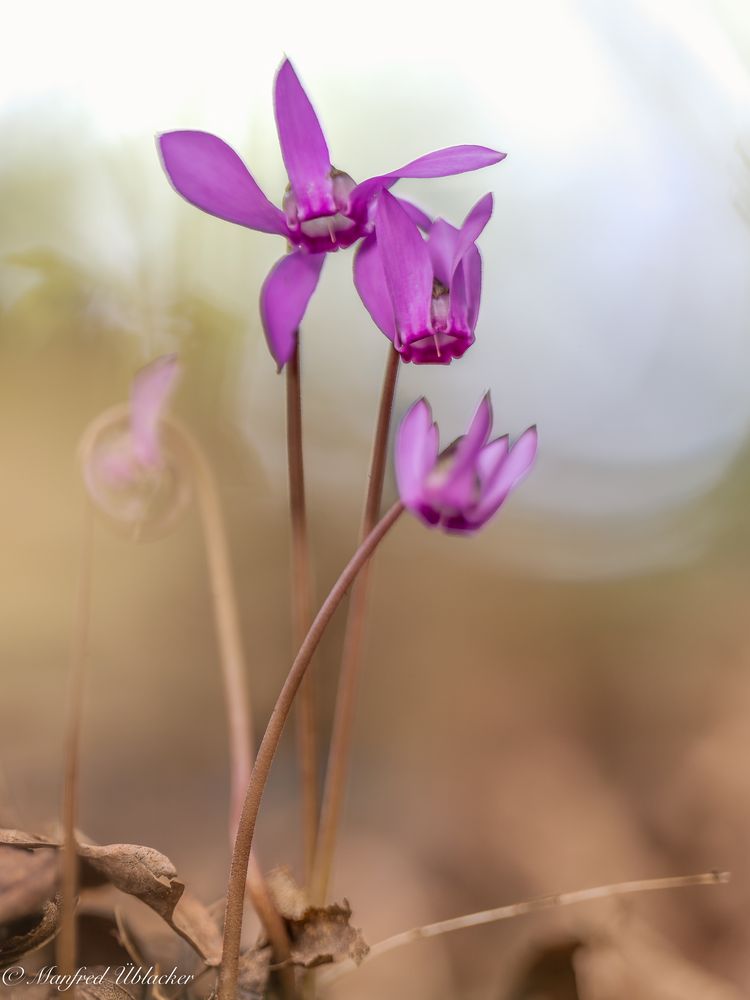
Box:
[82,355,185,535]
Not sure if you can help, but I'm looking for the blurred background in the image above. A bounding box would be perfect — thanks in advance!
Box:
[2,0,750,996]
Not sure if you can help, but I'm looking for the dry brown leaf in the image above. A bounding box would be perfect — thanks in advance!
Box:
[76,843,183,918]
[169,891,223,966]
[77,844,221,965]
[0,896,60,968]
[0,844,58,924]
[266,866,368,969]
[288,902,369,968]
[237,946,271,1000]
[0,830,58,848]
[0,830,218,965]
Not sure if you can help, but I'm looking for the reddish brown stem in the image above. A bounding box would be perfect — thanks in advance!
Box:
[217,502,404,1000]
[286,344,318,883]
[311,346,400,903]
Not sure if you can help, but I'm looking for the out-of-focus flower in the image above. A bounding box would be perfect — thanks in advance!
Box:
[354,190,492,364]
[81,355,190,538]
[395,394,537,534]
[158,58,505,368]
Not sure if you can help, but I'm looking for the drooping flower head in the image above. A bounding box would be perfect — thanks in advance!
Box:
[81,355,190,538]
[158,58,505,368]
[355,190,492,364]
[395,394,537,534]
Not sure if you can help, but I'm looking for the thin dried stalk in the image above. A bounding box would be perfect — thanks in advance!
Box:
[319,870,731,984]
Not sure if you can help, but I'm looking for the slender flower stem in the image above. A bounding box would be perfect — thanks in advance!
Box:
[318,870,731,985]
[217,502,404,1000]
[311,346,400,904]
[164,419,294,997]
[58,502,95,979]
[286,343,318,883]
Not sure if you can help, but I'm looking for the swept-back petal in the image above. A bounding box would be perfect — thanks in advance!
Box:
[274,59,334,218]
[158,131,287,235]
[462,245,483,331]
[131,354,181,469]
[474,425,538,523]
[451,193,493,275]
[349,145,505,219]
[375,191,433,345]
[260,250,326,369]
[476,435,510,487]
[353,235,396,342]
[395,399,439,508]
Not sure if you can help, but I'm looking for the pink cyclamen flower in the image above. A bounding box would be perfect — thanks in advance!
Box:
[157,58,505,368]
[355,189,492,364]
[395,394,537,534]
[82,355,187,534]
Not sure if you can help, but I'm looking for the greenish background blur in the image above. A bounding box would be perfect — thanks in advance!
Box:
[2,1,750,997]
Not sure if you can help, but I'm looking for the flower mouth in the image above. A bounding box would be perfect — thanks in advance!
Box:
[398,328,474,365]
[282,167,365,252]
[299,213,357,241]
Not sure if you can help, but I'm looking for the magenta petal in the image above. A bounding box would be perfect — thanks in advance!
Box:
[475,426,538,522]
[260,250,326,368]
[476,436,510,487]
[274,59,334,218]
[353,235,396,342]
[448,258,471,330]
[395,399,439,508]
[456,392,493,463]
[375,191,433,345]
[426,219,460,287]
[130,354,181,469]
[437,393,493,505]
[350,145,506,219]
[396,198,433,231]
[462,245,483,331]
[384,145,505,178]
[158,131,287,235]
[451,193,493,275]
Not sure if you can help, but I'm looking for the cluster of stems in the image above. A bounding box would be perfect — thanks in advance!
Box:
[59,338,727,1000]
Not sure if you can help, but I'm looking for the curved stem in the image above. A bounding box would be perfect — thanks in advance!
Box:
[286,344,318,883]
[311,346,400,904]
[58,502,95,978]
[318,870,731,985]
[217,502,404,1000]
[165,420,294,996]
